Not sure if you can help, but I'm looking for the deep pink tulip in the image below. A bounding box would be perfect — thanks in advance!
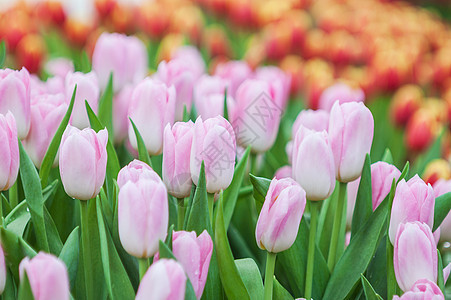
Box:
[292,109,329,138]
[389,175,435,244]
[136,259,186,300]
[0,112,19,191]
[118,178,168,258]
[432,179,451,242]
[190,116,236,193]
[92,32,148,92]
[65,71,100,129]
[318,82,365,112]
[0,67,31,138]
[292,127,335,201]
[394,222,437,292]
[193,75,231,119]
[328,101,374,182]
[59,126,108,200]
[255,177,306,253]
[128,78,176,155]
[214,60,252,97]
[19,252,70,300]
[171,46,206,81]
[274,165,292,179]
[117,159,160,189]
[163,121,194,198]
[113,84,134,143]
[23,93,67,168]
[230,79,282,153]
[255,66,291,108]
[0,245,5,294]
[393,279,444,300]
[44,58,74,78]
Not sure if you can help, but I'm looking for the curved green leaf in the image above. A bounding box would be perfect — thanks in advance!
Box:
[129,118,152,167]
[235,258,263,300]
[97,73,114,138]
[361,274,383,300]
[59,227,80,289]
[433,191,451,231]
[351,154,372,239]
[18,272,34,300]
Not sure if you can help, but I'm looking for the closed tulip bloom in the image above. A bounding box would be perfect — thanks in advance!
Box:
[394,222,437,292]
[190,116,236,193]
[328,101,374,182]
[230,79,282,153]
[136,259,186,300]
[318,82,365,112]
[19,252,70,300]
[118,178,168,258]
[433,179,451,241]
[163,121,194,198]
[117,159,161,189]
[292,109,329,138]
[393,279,444,300]
[0,67,31,138]
[292,127,335,200]
[23,94,67,168]
[194,75,231,119]
[128,79,176,155]
[389,175,435,244]
[59,126,108,200]
[274,165,292,179]
[44,58,74,78]
[92,32,148,92]
[113,84,134,143]
[172,46,206,81]
[255,177,306,253]
[255,66,291,108]
[0,245,5,294]
[0,112,19,191]
[65,71,100,129]
[214,60,252,97]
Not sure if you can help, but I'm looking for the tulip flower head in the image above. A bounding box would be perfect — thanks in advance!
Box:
[319,82,365,112]
[0,112,19,191]
[292,109,329,137]
[393,279,444,300]
[117,159,160,189]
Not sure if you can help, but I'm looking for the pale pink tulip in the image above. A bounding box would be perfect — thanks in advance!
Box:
[172,46,206,81]
[393,279,444,300]
[292,109,329,138]
[255,66,291,108]
[274,165,292,179]
[44,58,74,78]
[117,159,161,189]
[214,60,252,97]
[318,82,365,112]
[193,75,231,119]
[0,112,19,191]
[113,84,134,143]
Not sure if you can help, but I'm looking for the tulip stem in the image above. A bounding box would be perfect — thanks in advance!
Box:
[250,153,258,175]
[177,198,185,230]
[80,200,94,300]
[327,182,347,271]
[264,252,276,300]
[305,201,320,300]
[208,193,215,223]
[139,258,149,280]
[9,181,18,208]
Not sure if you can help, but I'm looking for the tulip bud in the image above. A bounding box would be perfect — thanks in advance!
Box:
[118,178,168,258]
[318,82,365,112]
[389,175,435,244]
[136,259,186,300]
[214,60,252,98]
[19,252,70,300]
[274,165,292,179]
[171,46,206,81]
[112,84,134,143]
[193,75,231,119]
[23,94,67,168]
[163,122,194,198]
[155,230,213,299]
[0,112,19,191]
[433,179,451,242]
[394,222,437,292]
[230,79,283,153]
[292,127,335,201]
[117,159,160,189]
[255,177,306,253]
[92,32,148,92]
[44,58,74,79]
[292,109,329,138]
[390,84,423,127]
[65,71,100,129]
[255,66,291,108]
[393,279,444,300]
[59,126,108,200]
[328,101,374,182]
[190,116,236,193]
[0,67,31,138]
[0,245,5,294]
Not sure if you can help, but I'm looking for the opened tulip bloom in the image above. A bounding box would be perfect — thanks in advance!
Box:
[389,175,435,244]
[0,112,19,191]
[394,222,437,292]
[393,279,444,300]
[59,126,108,200]
[19,252,70,300]
[117,159,160,189]
[136,259,186,300]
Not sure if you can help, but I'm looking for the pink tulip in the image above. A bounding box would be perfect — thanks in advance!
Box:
[292,127,335,201]
[155,230,213,299]
[154,59,196,121]
[92,32,148,92]
[214,60,252,97]
[193,75,231,119]
[23,93,67,168]
[59,125,108,200]
[113,84,134,143]
[44,58,74,78]
[128,78,176,155]
[190,116,236,193]
[136,259,186,300]
[171,46,206,81]
[318,82,365,112]
[292,109,329,138]
[65,71,100,129]
[393,279,444,300]
[0,112,19,191]
[389,175,435,244]
[285,141,293,164]
[255,177,306,253]
[394,222,437,292]
[117,159,161,189]
[274,165,292,179]
[19,252,70,300]
[255,66,291,108]
[118,178,168,258]
[328,101,374,182]
[0,67,31,138]
[432,179,451,242]
[31,75,65,97]
[230,79,283,153]
[0,245,5,294]
[163,121,194,198]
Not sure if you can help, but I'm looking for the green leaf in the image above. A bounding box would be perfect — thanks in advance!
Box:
[437,249,445,291]
[19,141,49,252]
[59,227,80,289]
[249,174,271,214]
[361,274,383,300]
[43,205,63,254]
[381,148,394,164]
[433,191,451,231]
[223,147,250,229]
[398,161,410,183]
[223,88,229,120]
[273,277,294,300]
[0,40,5,68]
[215,191,250,300]
[79,50,91,73]
[97,73,114,139]
[18,272,34,300]
[351,154,372,239]
[39,85,76,187]
[183,105,190,122]
[235,258,263,300]
[3,268,17,300]
[129,118,152,167]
